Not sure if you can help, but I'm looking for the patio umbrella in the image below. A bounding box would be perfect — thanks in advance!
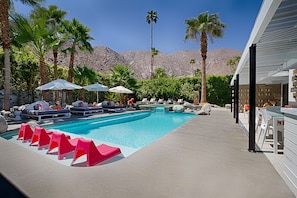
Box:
[36,79,82,104]
[83,83,109,103]
[109,86,133,94]
[36,79,82,91]
[109,86,133,104]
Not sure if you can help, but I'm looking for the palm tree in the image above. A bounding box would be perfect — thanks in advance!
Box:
[62,18,93,103]
[0,0,43,110]
[185,11,226,104]
[73,65,97,100]
[227,56,241,73]
[152,67,167,79]
[151,47,159,72]
[110,64,137,104]
[194,68,202,77]
[146,10,158,79]
[189,59,196,75]
[31,5,67,80]
[190,59,195,64]
[13,14,56,100]
[30,5,67,101]
[110,64,137,88]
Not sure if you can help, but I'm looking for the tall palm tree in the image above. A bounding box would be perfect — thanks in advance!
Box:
[63,19,94,83]
[146,10,158,79]
[13,14,55,100]
[63,18,93,102]
[185,11,226,104]
[62,18,93,103]
[31,5,67,80]
[0,0,43,110]
[31,5,67,101]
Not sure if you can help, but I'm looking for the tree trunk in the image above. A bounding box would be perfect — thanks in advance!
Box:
[200,32,208,104]
[53,49,58,79]
[3,49,11,110]
[150,23,153,79]
[53,49,59,102]
[40,57,50,101]
[200,58,207,103]
[67,43,76,103]
[0,0,11,110]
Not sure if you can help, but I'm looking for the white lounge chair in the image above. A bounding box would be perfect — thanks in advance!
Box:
[195,104,211,115]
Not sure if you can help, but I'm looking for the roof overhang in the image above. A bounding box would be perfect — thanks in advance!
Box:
[231,0,297,85]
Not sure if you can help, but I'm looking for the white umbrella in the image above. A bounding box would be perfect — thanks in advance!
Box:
[109,86,133,94]
[109,86,133,105]
[83,83,109,103]
[36,79,82,104]
[36,79,82,91]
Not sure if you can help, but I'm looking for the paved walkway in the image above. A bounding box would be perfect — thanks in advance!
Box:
[0,108,294,197]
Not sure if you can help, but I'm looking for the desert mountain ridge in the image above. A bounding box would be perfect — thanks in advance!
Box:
[46,46,242,79]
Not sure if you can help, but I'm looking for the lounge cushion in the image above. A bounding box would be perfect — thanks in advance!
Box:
[25,101,51,111]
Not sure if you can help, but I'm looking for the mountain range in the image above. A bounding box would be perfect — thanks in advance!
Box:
[46,46,242,79]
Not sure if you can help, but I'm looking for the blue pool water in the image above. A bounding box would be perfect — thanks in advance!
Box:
[45,110,195,149]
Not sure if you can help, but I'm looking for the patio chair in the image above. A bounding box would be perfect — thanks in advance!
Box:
[177,98,184,104]
[158,98,164,104]
[257,108,273,148]
[47,132,82,160]
[17,123,34,143]
[141,98,148,103]
[167,98,174,104]
[149,98,156,104]
[255,107,262,132]
[195,104,211,115]
[29,127,53,150]
[71,139,122,166]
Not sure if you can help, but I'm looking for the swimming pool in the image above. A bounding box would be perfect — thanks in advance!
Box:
[45,110,195,150]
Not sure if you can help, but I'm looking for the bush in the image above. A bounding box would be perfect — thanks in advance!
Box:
[136,75,232,106]
[206,75,232,106]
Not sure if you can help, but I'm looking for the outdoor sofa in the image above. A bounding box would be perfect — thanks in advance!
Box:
[102,101,127,113]
[70,101,103,116]
[21,101,71,122]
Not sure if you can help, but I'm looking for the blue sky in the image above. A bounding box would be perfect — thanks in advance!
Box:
[14,0,262,54]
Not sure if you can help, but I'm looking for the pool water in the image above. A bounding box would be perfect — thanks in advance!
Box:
[45,110,195,149]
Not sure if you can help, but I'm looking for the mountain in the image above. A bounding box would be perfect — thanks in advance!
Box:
[46,46,242,79]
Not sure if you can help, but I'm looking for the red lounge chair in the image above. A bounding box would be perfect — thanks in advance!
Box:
[71,139,122,166]
[17,123,34,143]
[47,132,82,160]
[29,127,53,150]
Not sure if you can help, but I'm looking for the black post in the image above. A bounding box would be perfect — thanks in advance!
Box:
[233,80,237,119]
[249,44,256,152]
[231,85,233,113]
[235,74,239,124]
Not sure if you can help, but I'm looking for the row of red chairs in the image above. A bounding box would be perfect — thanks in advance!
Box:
[17,123,122,166]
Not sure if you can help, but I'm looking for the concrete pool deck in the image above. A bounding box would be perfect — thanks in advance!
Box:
[0,108,294,197]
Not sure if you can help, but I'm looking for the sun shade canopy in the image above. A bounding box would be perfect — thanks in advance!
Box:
[109,86,133,94]
[36,79,82,90]
[231,0,297,85]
